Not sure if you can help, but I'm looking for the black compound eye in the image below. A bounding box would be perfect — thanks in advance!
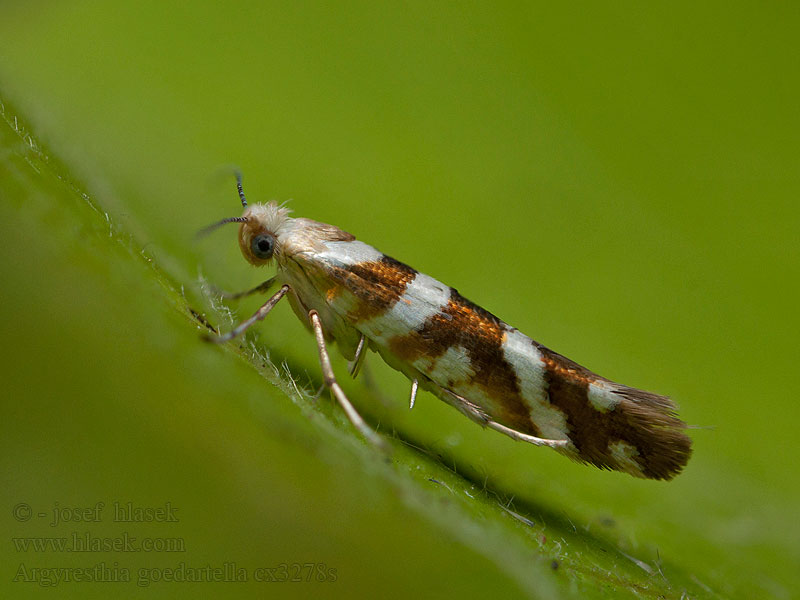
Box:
[250,233,275,260]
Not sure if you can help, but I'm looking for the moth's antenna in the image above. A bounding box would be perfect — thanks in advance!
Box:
[196,169,250,239]
[235,170,248,208]
[196,216,248,239]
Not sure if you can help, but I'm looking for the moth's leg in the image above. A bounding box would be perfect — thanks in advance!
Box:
[408,379,419,410]
[208,276,278,301]
[485,421,569,449]
[348,334,367,378]
[442,389,568,449]
[204,284,290,343]
[309,311,387,450]
[440,389,491,425]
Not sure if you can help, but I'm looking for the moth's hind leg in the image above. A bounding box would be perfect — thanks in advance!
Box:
[486,421,569,449]
[439,388,492,426]
[441,389,568,449]
[308,311,388,451]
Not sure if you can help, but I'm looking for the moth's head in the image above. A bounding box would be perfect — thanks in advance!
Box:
[236,202,292,266]
[198,172,291,267]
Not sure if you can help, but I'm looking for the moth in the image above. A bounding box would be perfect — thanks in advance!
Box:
[201,174,692,480]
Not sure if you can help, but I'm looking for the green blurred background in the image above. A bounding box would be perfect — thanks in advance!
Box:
[1,2,798,598]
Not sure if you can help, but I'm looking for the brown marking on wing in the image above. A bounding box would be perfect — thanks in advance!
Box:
[389,288,538,435]
[536,342,691,479]
[535,345,607,463]
[326,255,418,322]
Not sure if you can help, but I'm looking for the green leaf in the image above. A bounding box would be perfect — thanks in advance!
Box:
[2,4,799,598]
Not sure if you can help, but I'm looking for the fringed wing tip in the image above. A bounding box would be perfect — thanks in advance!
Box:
[553,382,692,480]
[610,384,692,480]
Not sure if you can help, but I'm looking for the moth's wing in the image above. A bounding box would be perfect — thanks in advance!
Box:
[279,240,395,359]
[299,241,441,340]
[294,239,692,480]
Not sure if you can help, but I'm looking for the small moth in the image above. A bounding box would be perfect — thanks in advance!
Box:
[201,174,692,480]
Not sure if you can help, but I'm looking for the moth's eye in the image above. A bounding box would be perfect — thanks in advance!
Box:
[250,233,275,260]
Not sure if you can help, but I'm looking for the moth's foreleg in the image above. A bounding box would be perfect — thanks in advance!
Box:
[204,284,290,343]
[309,311,387,451]
[208,276,278,301]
